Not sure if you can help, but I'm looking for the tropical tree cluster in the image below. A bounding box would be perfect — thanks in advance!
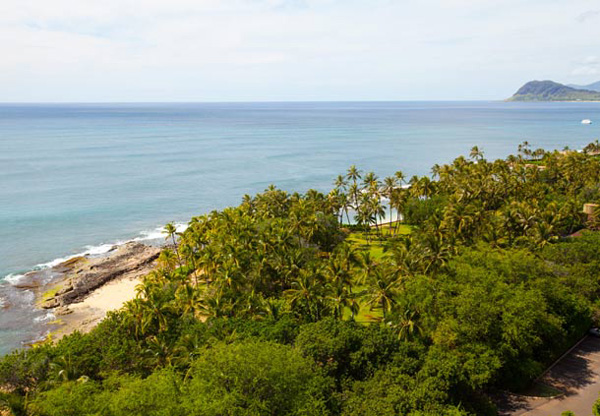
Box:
[3,143,600,415]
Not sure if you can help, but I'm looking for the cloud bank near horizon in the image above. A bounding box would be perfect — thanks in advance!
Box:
[1,0,599,101]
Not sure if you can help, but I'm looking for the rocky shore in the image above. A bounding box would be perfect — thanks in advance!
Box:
[39,242,160,311]
[18,242,161,340]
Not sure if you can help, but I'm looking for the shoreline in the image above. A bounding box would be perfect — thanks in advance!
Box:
[39,241,161,341]
[0,223,189,353]
[2,242,162,348]
[53,275,143,340]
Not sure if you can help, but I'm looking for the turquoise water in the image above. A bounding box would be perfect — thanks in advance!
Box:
[1,101,599,353]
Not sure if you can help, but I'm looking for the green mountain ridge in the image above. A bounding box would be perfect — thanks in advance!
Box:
[508,80,600,101]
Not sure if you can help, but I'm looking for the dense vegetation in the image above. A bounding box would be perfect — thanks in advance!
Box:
[3,144,600,415]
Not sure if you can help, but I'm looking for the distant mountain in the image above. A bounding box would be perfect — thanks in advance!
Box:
[508,80,600,101]
[567,80,600,92]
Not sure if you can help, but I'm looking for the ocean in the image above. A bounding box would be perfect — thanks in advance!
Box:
[1,101,599,354]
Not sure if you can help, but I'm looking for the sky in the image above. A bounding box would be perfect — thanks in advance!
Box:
[0,0,599,102]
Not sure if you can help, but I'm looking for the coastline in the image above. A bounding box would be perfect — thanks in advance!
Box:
[0,223,189,354]
[2,242,162,349]
[53,275,142,340]
[38,242,161,341]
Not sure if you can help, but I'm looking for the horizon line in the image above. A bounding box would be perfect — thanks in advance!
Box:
[0,99,507,105]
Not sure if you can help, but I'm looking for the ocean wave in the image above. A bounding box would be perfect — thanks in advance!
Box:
[2,222,189,285]
[132,222,188,242]
[33,312,56,323]
[4,273,25,284]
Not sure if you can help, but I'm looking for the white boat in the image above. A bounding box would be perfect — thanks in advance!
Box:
[582,119,592,124]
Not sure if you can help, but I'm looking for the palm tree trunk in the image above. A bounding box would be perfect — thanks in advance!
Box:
[172,235,183,268]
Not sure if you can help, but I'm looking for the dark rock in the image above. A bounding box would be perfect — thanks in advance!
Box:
[55,242,160,306]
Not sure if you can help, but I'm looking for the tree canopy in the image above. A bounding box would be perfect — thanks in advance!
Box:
[3,144,600,415]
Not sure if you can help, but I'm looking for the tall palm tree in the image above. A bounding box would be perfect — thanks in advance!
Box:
[346,165,362,210]
[469,145,484,161]
[381,176,398,232]
[334,174,348,191]
[518,141,532,159]
[285,270,328,322]
[346,165,362,186]
[364,264,400,319]
[395,170,405,185]
[163,222,182,267]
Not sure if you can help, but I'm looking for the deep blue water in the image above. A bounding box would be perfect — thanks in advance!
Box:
[1,101,599,353]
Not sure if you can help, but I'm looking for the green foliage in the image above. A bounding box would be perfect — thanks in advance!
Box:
[0,390,27,416]
[342,364,471,416]
[28,379,105,416]
[103,370,184,416]
[295,318,400,384]
[181,340,333,415]
[5,146,600,415]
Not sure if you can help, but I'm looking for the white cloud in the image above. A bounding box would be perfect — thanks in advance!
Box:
[576,9,599,22]
[0,0,599,101]
[571,56,600,76]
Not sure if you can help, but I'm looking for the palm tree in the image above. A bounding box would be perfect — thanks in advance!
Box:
[381,176,398,232]
[327,188,344,225]
[469,145,484,161]
[356,251,377,285]
[532,148,545,161]
[395,170,405,185]
[163,222,182,267]
[175,283,202,318]
[334,174,348,191]
[346,165,362,210]
[346,165,362,186]
[391,187,409,235]
[518,141,532,159]
[158,249,178,271]
[389,308,424,341]
[370,195,386,237]
[364,264,400,319]
[285,270,328,322]
[362,171,379,191]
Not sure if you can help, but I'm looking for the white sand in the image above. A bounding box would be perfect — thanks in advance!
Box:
[55,277,141,339]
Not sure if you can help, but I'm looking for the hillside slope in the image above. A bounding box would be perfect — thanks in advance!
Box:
[508,80,600,101]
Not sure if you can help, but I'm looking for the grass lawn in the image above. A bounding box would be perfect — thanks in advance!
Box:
[342,288,383,324]
[346,222,412,259]
[339,276,387,325]
[343,306,383,323]
[341,222,412,323]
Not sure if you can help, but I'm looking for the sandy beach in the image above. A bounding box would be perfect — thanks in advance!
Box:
[55,276,141,339]
[28,242,162,342]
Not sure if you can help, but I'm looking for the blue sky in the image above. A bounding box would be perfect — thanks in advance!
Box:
[1,0,599,102]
